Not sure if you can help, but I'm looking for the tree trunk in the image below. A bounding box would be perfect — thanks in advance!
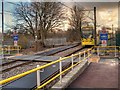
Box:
[40,29,45,47]
[79,19,82,40]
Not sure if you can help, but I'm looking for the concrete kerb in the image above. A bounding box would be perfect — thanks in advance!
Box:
[51,60,91,89]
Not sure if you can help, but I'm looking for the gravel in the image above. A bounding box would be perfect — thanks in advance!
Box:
[53,45,82,57]
[2,61,46,79]
[2,44,83,80]
[2,61,25,70]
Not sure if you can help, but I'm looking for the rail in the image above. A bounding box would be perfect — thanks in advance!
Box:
[1,46,118,89]
[0,45,21,54]
[0,47,94,88]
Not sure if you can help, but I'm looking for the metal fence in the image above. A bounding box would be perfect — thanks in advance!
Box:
[44,38,67,46]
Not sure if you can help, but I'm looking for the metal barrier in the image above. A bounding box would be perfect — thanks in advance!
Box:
[0,46,118,89]
[94,46,120,57]
[36,48,92,90]
[0,47,94,88]
[0,45,21,54]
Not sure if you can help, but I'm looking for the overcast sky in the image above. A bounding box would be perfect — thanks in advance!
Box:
[2,0,120,2]
[0,1,119,32]
[77,2,118,27]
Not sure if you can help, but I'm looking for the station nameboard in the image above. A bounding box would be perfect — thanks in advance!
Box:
[100,33,108,40]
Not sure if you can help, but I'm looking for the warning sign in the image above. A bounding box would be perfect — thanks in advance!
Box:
[101,40,107,46]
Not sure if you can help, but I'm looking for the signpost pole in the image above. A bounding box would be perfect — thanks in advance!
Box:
[94,7,97,45]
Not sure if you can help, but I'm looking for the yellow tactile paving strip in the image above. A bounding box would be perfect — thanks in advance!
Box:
[88,56,100,63]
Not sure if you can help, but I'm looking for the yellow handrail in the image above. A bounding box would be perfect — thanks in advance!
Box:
[94,46,120,53]
[94,46,120,48]
[36,54,92,89]
[0,45,21,51]
[0,47,94,85]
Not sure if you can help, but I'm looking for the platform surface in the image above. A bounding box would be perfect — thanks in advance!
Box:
[68,58,118,88]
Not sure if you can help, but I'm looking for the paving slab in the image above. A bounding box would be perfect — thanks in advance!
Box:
[21,56,42,61]
[34,56,60,62]
[7,55,30,60]
[52,60,89,89]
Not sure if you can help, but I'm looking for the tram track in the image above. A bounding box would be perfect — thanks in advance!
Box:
[1,44,81,79]
[2,45,92,89]
[1,61,33,73]
[32,46,91,89]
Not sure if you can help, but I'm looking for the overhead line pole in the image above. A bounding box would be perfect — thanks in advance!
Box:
[94,7,97,46]
[1,0,4,58]
[2,0,4,38]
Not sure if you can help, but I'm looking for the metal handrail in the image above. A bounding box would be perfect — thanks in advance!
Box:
[0,45,21,54]
[94,46,120,57]
[0,47,93,85]
[94,46,120,48]
[0,45,21,51]
[36,54,92,89]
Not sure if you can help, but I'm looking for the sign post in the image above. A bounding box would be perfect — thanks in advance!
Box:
[100,28,108,46]
[13,32,18,46]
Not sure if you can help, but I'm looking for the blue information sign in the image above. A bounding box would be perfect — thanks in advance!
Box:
[13,35,18,41]
[100,33,108,40]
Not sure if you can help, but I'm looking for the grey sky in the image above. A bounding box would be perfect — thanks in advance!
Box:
[0,1,119,33]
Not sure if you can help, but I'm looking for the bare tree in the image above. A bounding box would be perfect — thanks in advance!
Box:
[14,2,36,39]
[14,2,64,46]
[32,2,64,46]
[69,5,85,41]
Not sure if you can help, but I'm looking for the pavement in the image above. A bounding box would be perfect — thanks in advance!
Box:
[68,58,118,88]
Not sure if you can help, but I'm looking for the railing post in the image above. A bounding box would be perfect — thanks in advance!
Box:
[8,46,10,54]
[88,49,90,56]
[79,52,81,62]
[17,46,19,54]
[115,46,117,57]
[87,50,89,61]
[89,49,91,55]
[97,47,99,56]
[37,65,40,87]
[84,51,85,59]
[71,54,74,70]
[59,57,62,84]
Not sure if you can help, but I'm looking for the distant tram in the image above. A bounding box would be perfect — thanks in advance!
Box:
[81,26,95,46]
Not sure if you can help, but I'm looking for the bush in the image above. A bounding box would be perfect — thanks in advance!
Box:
[18,35,30,49]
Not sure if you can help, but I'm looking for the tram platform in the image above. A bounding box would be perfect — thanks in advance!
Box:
[1,46,119,90]
[57,58,119,89]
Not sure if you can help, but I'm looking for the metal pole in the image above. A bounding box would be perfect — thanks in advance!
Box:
[37,65,40,87]
[59,57,62,84]
[115,47,117,57]
[97,47,99,56]
[71,54,74,70]
[87,50,89,56]
[87,50,89,61]
[2,0,4,58]
[111,24,114,45]
[79,52,81,62]
[112,24,114,38]
[8,46,10,54]
[84,51,86,59]
[94,7,97,45]
[17,46,19,54]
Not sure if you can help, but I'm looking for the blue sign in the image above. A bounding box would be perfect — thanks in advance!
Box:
[13,35,18,41]
[100,33,108,40]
